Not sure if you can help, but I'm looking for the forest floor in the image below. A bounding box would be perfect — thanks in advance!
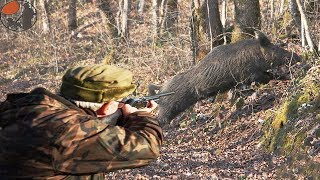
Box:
[105,81,296,179]
[0,69,296,179]
[1,2,318,179]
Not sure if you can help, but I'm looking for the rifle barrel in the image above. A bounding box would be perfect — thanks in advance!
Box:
[143,91,175,101]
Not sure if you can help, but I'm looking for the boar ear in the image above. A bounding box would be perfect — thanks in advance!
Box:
[148,84,162,95]
[255,31,271,47]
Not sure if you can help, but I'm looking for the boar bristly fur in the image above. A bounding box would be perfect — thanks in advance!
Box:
[156,32,301,124]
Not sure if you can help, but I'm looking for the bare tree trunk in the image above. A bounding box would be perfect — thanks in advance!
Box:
[138,0,145,15]
[280,0,285,14]
[190,0,198,65]
[221,0,227,44]
[289,0,301,30]
[68,0,77,31]
[301,14,306,47]
[38,0,50,34]
[164,0,178,36]
[232,0,261,42]
[151,0,159,41]
[206,0,223,48]
[191,0,223,62]
[151,0,179,41]
[96,0,120,62]
[271,0,274,19]
[118,0,130,39]
[158,0,168,36]
[295,0,317,52]
[97,0,118,45]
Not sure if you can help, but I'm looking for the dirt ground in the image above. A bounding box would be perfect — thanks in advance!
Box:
[105,81,293,179]
[0,73,292,179]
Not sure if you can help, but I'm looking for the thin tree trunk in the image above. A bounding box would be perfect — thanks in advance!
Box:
[69,20,101,39]
[206,0,223,48]
[138,0,145,15]
[116,0,122,36]
[118,0,130,39]
[271,0,274,19]
[68,0,77,31]
[96,0,120,62]
[295,0,317,52]
[38,0,50,33]
[221,0,227,44]
[301,15,305,47]
[159,0,168,36]
[122,0,129,39]
[289,0,301,30]
[97,0,118,45]
[280,0,285,14]
[164,0,178,36]
[151,0,160,42]
[190,0,198,65]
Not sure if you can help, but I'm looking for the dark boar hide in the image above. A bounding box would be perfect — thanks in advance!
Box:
[151,32,301,124]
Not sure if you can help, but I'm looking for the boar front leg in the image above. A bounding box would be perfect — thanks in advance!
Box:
[251,71,273,84]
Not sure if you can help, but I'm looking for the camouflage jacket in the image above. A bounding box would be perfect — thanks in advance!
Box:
[0,88,163,179]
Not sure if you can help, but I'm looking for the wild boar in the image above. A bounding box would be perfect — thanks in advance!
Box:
[152,31,301,124]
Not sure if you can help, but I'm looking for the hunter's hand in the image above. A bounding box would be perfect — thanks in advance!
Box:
[96,100,158,118]
[119,100,158,117]
[96,101,120,117]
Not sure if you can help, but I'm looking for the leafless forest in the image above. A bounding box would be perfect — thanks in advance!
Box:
[1,0,320,179]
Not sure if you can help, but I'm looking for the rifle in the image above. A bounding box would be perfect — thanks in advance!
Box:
[101,91,175,124]
[121,91,175,108]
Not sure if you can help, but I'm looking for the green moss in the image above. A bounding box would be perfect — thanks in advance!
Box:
[301,50,319,60]
[272,97,300,129]
[268,128,286,152]
[297,93,310,104]
[283,131,306,156]
[260,66,320,177]
[263,66,320,153]
[283,133,294,154]
[271,74,320,129]
[266,94,310,153]
[272,101,289,129]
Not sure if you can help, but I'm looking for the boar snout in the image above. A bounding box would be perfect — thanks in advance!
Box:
[291,52,302,63]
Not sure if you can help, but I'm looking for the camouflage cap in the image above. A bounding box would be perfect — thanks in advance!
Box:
[60,64,136,103]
